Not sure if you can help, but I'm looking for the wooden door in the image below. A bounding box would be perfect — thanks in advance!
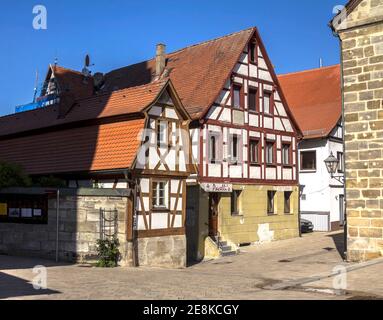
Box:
[209,193,220,237]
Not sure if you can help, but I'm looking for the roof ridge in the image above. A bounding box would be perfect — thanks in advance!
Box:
[106,27,256,75]
[52,65,86,76]
[167,27,256,56]
[278,64,340,77]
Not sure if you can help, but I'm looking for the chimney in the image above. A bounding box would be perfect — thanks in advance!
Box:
[155,43,166,79]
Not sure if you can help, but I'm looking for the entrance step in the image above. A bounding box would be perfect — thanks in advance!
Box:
[209,236,239,258]
[220,245,232,252]
[221,250,238,257]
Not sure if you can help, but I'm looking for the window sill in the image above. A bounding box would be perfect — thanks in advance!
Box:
[248,110,259,115]
[267,213,277,216]
[231,213,244,217]
[282,164,294,168]
[300,170,317,173]
[266,163,277,167]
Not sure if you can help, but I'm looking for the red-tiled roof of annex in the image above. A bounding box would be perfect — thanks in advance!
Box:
[0,119,145,175]
[0,80,168,175]
[278,65,342,140]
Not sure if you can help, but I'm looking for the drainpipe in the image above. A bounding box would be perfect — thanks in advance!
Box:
[330,24,347,259]
[55,189,60,263]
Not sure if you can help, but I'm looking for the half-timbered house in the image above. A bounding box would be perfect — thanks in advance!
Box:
[100,27,303,260]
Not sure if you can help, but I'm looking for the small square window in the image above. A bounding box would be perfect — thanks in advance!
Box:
[300,151,316,171]
[152,181,168,209]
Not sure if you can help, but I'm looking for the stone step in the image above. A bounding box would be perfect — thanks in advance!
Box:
[221,250,237,257]
[219,241,228,247]
[220,245,232,252]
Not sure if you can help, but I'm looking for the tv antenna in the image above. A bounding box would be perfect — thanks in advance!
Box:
[33,69,39,102]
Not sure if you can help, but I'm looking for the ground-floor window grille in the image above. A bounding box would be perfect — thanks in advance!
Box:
[100,208,118,240]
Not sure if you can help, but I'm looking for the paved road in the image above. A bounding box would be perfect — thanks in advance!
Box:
[0,231,382,300]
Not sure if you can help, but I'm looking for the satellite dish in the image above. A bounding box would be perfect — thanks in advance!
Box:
[85,54,90,67]
[93,72,105,89]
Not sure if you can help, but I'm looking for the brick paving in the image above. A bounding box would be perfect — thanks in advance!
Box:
[0,231,382,300]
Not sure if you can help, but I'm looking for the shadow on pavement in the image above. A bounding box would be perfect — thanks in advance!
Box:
[0,254,70,271]
[0,271,59,299]
[327,231,345,259]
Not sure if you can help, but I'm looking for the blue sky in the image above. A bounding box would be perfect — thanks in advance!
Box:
[0,0,346,116]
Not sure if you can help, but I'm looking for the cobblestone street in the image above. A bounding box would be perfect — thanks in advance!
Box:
[1,231,382,300]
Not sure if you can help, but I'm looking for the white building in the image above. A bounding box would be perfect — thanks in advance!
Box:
[279,65,345,231]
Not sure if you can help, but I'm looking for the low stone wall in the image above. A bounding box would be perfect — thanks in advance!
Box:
[0,189,130,264]
[0,188,187,268]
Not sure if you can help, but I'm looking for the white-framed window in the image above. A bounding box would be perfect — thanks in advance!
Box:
[266,141,275,165]
[264,91,272,115]
[282,144,291,165]
[157,121,168,147]
[152,181,169,209]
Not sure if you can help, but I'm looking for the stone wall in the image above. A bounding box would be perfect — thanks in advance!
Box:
[0,190,130,264]
[338,0,383,261]
[0,188,186,268]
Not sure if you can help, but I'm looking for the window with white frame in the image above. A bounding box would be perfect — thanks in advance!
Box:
[157,121,168,147]
[152,181,168,209]
[282,144,291,165]
[266,141,275,165]
[208,133,221,164]
[264,91,272,115]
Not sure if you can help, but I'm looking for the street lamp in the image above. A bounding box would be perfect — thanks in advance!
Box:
[324,152,344,184]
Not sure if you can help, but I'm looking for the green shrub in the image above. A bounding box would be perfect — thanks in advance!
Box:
[0,161,31,189]
[96,238,121,268]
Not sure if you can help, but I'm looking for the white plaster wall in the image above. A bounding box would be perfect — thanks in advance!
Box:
[299,139,344,225]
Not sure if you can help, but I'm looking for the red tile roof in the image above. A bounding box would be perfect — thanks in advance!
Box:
[0,79,167,138]
[0,80,169,175]
[52,65,95,101]
[0,119,145,175]
[278,65,342,140]
[103,28,255,118]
